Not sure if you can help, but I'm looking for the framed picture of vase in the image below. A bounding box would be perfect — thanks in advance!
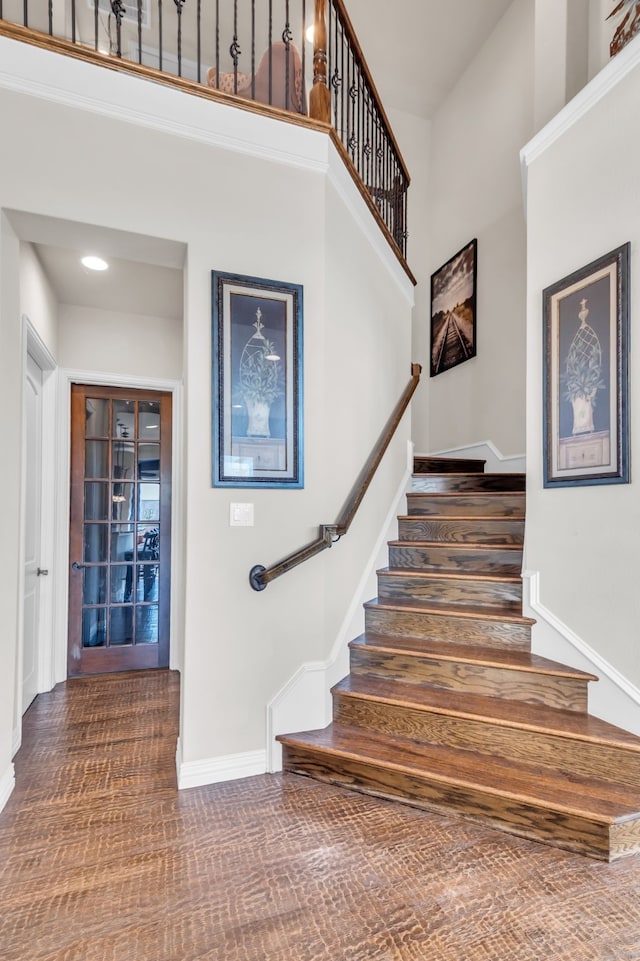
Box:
[542,243,630,488]
[212,271,303,488]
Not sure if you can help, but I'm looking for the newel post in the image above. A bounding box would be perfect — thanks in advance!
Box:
[309,0,331,123]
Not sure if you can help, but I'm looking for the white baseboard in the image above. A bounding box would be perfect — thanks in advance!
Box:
[266,441,415,772]
[176,737,266,790]
[12,724,21,758]
[430,440,525,473]
[0,762,15,813]
[523,570,640,735]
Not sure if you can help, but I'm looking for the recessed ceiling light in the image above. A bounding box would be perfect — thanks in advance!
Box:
[81,255,109,271]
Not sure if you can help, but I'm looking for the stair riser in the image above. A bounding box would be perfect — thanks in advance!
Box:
[282,744,614,861]
[388,544,523,575]
[364,606,532,650]
[414,456,486,474]
[334,696,640,789]
[407,493,525,517]
[349,649,589,712]
[397,517,525,545]
[411,474,526,493]
[376,572,523,612]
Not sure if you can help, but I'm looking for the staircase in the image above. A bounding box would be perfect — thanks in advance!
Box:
[278,456,640,861]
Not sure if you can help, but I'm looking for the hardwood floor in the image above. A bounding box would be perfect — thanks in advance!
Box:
[1,670,640,961]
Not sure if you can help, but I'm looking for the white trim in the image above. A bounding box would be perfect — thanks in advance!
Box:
[266,441,415,772]
[521,30,640,181]
[429,440,526,473]
[11,725,21,758]
[176,738,266,789]
[0,763,15,812]
[524,569,640,735]
[54,369,184,685]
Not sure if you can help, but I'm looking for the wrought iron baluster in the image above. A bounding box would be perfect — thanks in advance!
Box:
[283,0,292,111]
[268,0,272,106]
[301,0,306,110]
[111,0,125,57]
[49,0,54,36]
[215,0,219,89]
[231,0,240,93]
[251,0,255,101]
[174,0,185,77]
[23,0,28,28]
[158,0,163,71]
[137,0,142,63]
[71,0,75,42]
[197,0,201,82]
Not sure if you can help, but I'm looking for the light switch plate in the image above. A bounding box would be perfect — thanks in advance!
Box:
[229,502,254,527]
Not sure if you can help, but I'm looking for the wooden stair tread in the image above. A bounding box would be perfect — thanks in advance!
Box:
[279,724,640,821]
[413,456,486,473]
[365,596,536,625]
[349,633,598,681]
[380,567,522,584]
[333,675,640,751]
[397,513,525,521]
[388,540,523,551]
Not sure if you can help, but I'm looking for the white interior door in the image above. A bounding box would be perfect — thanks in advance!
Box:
[23,352,44,713]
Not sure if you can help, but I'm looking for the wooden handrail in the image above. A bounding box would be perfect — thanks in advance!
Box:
[249,363,421,591]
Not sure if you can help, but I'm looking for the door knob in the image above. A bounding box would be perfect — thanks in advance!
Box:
[37,567,49,576]
[71,561,86,571]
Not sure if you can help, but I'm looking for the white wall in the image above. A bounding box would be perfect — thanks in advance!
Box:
[20,243,59,357]
[420,0,534,459]
[523,43,640,700]
[0,36,414,794]
[59,304,183,379]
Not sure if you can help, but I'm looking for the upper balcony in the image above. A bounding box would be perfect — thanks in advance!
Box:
[0,0,413,280]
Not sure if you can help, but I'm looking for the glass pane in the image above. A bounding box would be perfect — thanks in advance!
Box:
[84,482,109,520]
[110,607,133,646]
[136,605,158,644]
[137,563,158,601]
[111,524,135,563]
[139,483,160,522]
[114,400,135,439]
[137,444,160,480]
[139,401,160,440]
[83,524,108,563]
[85,440,108,478]
[82,608,106,647]
[111,483,135,522]
[83,566,107,605]
[85,398,109,437]
[110,564,131,603]
[137,525,160,562]
[112,439,135,482]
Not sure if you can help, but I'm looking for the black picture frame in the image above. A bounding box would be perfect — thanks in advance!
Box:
[212,271,304,488]
[542,243,630,488]
[430,238,477,376]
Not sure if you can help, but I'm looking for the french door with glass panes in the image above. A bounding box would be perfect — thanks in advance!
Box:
[68,384,172,676]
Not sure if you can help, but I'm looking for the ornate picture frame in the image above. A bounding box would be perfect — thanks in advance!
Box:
[212,271,303,488]
[542,244,630,488]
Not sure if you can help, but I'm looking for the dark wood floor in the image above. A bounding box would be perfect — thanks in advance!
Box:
[1,670,640,961]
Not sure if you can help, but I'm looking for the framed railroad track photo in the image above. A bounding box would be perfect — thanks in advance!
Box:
[430,239,477,377]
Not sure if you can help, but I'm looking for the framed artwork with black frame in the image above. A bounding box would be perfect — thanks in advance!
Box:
[430,238,477,376]
[542,243,630,488]
[212,270,303,489]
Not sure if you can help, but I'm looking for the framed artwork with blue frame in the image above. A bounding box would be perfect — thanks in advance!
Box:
[212,271,304,488]
[542,243,630,488]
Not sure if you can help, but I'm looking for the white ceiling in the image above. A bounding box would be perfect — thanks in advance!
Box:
[19,2,513,313]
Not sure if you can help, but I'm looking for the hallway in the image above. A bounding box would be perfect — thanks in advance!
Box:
[1,670,639,960]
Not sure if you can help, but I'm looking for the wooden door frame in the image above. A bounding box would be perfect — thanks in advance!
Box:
[51,370,184,686]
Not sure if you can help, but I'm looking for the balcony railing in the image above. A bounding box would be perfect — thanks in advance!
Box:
[0,0,411,271]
